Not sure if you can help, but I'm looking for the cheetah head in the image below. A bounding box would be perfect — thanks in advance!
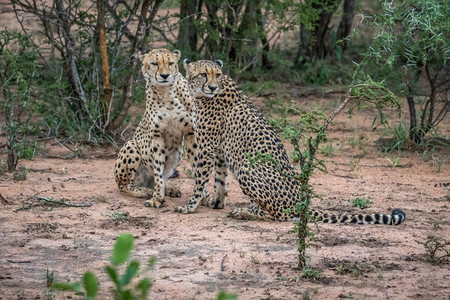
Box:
[183,59,224,98]
[138,49,181,86]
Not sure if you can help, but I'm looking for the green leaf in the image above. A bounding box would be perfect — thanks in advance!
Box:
[148,256,157,268]
[111,233,134,266]
[123,290,133,300]
[120,261,139,286]
[52,282,82,292]
[216,291,238,300]
[105,266,120,288]
[137,278,152,299]
[83,272,98,299]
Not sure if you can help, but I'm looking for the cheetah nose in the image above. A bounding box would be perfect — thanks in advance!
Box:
[160,73,170,80]
[208,86,217,92]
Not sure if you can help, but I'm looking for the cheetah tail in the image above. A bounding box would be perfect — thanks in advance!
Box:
[292,208,406,225]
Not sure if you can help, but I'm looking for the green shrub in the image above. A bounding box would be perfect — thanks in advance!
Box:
[52,233,154,299]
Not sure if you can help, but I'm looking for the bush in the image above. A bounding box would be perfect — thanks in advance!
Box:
[0,30,39,171]
[356,0,450,145]
[52,233,154,299]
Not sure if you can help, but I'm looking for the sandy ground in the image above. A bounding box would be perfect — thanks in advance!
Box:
[1,91,449,300]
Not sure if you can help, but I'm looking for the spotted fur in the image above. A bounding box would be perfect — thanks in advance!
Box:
[114,49,196,208]
[175,59,405,225]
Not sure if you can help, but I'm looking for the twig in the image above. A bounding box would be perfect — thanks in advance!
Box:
[248,82,268,98]
[6,259,32,263]
[14,195,92,212]
[323,96,351,130]
[220,254,228,271]
[0,193,11,205]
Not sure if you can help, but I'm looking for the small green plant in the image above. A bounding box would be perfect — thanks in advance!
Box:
[46,269,55,287]
[13,166,27,181]
[334,264,351,275]
[301,266,323,280]
[347,131,367,155]
[348,157,360,172]
[432,155,447,173]
[250,253,260,265]
[387,156,401,169]
[390,122,416,151]
[348,197,371,209]
[52,233,154,299]
[0,159,7,175]
[216,291,238,300]
[349,264,364,278]
[416,235,450,264]
[20,142,38,159]
[107,211,130,220]
[430,218,443,231]
[320,142,335,157]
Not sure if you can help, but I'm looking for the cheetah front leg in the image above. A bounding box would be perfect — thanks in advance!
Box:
[175,147,214,213]
[183,124,198,168]
[145,136,166,208]
[204,153,227,209]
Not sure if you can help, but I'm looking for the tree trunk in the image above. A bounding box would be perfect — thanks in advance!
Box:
[204,0,221,57]
[255,0,271,69]
[295,0,341,65]
[97,0,112,128]
[224,1,243,62]
[1,84,18,171]
[177,0,199,52]
[336,0,354,51]
[109,0,165,130]
[407,68,422,144]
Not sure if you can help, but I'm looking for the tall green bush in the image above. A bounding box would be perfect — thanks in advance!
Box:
[0,30,39,171]
[356,0,450,145]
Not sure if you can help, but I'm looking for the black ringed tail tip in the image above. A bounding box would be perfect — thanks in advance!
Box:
[391,209,406,225]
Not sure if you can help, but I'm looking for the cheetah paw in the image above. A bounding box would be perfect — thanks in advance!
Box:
[227,208,257,220]
[205,197,225,209]
[165,186,182,198]
[174,205,195,214]
[145,197,164,208]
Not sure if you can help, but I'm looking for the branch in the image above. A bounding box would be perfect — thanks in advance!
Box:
[14,195,92,212]
[322,95,351,130]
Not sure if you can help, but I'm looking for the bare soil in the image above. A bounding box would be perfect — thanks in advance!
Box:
[1,90,449,300]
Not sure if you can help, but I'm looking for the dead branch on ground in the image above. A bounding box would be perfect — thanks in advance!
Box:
[14,195,92,212]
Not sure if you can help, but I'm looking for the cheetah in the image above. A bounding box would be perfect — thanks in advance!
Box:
[175,59,405,225]
[114,49,196,208]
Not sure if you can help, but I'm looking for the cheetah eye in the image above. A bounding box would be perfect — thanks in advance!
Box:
[169,62,175,66]
[216,73,222,78]
[199,73,207,78]
[151,62,158,66]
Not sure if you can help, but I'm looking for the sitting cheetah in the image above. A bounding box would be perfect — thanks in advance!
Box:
[114,49,196,208]
[176,59,405,225]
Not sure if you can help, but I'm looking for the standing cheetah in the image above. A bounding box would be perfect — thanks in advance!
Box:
[114,49,196,208]
[176,59,405,225]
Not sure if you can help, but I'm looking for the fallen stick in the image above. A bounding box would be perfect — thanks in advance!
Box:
[6,259,32,263]
[220,254,228,271]
[0,193,11,205]
[14,195,92,212]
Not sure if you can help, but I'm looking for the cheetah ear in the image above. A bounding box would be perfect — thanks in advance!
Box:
[137,52,145,62]
[183,58,192,70]
[173,49,181,60]
[213,59,223,68]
